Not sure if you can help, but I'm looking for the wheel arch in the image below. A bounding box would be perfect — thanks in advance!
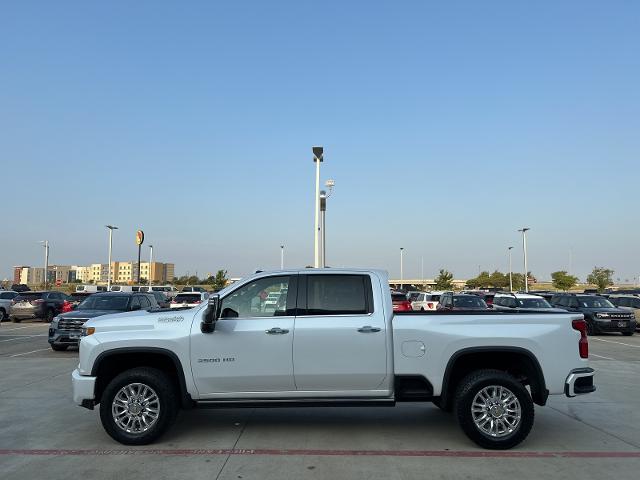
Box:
[438,346,548,409]
[91,347,193,408]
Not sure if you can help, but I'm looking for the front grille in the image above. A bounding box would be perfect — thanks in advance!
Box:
[58,318,86,332]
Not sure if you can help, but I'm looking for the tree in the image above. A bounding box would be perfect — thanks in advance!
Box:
[587,267,614,292]
[434,269,454,290]
[551,271,578,291]
[212,270,228,291]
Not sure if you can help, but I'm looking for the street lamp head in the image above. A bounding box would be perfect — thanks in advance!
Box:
[325,179,335,188]
[312,146,323,163]
[149,244,154,248]
[518,227,530,233]
[280,245,284,249]
[400,247,404,251]
[106,225,119,230]
[508,246,513,250]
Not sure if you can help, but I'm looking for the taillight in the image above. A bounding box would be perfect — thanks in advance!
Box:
[572,319,589,359]
[427,302,434,309]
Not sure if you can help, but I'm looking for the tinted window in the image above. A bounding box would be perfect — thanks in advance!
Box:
[519,298,552,308]
[453,296,487,308]
[391,293,407,302]
[578,296,614,308]
[428,294,441,302]
[220,276,289,318]
[78,295,130,311]
[175,294,202,303]
[138,296,151,309]
[15,293,44,301]
[129,296,141,310]
[307,275,370,315]
[0,292,18,299]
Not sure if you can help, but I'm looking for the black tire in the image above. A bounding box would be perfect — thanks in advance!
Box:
[99,367,178,445]
[432,397,452,412]
[51,344,68,351]
[622,331,634,336]
[586,320,596,336]
[44,309,54,323]
[454,369,534,450]
[11,317,21,323]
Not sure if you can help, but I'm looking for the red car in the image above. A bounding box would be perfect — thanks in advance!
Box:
[392,292,412,312]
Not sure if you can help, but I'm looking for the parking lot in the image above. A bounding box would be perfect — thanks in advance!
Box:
[1,319,639,479]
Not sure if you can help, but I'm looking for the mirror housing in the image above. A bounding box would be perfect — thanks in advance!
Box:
[201,294,221,334]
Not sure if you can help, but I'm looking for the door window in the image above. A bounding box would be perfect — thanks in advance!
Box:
[306,275,372,315]
[139,296,151,309]
[220,276,290,318]
[129,296,141,310]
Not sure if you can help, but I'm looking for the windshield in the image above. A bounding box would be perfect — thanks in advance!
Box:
[453,296,487,308]
[391,293,407,302]
[77,295,130,311]
[519,298,552,308]
[16,293,43,301]
[579,297,614,308]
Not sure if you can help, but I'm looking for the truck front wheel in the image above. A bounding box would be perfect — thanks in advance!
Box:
[454,369,534,450]
[99,367,178,445]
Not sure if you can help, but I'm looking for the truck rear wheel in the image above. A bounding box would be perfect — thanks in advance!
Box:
[99,367,178,445]
[454,369,534,450]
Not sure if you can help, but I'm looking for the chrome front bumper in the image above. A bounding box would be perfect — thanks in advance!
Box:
[565,368,596,397]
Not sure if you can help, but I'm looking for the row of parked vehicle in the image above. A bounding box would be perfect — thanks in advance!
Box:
[391,289,638,336]
[0,286,211,324]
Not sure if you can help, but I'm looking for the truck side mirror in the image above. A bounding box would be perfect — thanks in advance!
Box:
[201,294,221,334]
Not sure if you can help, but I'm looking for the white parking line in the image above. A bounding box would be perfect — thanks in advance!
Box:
[0,325,45,332]
[590,353,615,360]
[0,335,46,343]
[591,337,640,348]
[9,348,51,357]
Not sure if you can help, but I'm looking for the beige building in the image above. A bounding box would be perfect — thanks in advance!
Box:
[112,262,175,284]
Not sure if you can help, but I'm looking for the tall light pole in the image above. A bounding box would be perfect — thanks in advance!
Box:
[518,228,530,293]
[148,244,154,287]
[508,246,514,292]
[40,241,49,289]
[319,190,327,268]
[400,247,404,290]
[280,245,284,270]
[312,146,323,268]
[105,225,118,290]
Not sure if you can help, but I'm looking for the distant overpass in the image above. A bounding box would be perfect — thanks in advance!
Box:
[388,278,468,289]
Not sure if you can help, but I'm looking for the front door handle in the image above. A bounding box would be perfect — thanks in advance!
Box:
[265,327,289,335]
[357,325,381,333]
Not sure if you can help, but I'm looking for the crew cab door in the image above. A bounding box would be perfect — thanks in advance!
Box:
[292,273,389,394]
[191,275,297,397]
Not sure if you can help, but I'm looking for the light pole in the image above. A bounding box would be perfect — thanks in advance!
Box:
[518,228,530,293]
[319,190,327,268]
[148,244,154,287]
[105,225,118,290]
[40,241,49,289]
[280,245,284,270]
[312,146,323,268]
[508,246,514,292]
[400,247,404,290]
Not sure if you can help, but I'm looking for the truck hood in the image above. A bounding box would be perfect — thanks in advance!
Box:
[83,308,197,333]
[58,310,130,320]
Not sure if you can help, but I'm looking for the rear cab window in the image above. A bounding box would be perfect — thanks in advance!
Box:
[304,274,373,315]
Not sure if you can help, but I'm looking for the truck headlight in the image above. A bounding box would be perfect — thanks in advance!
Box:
[81,327,95,336]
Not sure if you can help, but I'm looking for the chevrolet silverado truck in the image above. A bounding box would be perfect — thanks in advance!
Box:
[72,269,595,449]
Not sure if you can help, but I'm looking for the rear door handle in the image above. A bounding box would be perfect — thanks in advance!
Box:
[357,325,381,333]
[265,327,289,335]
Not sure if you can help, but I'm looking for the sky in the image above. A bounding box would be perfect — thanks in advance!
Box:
[1,1,638,283]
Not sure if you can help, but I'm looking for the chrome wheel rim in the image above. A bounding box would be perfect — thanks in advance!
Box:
[112,383,160,434]
[471,385,521,438]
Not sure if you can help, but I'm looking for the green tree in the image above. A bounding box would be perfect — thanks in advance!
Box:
[212,270,228,291]
[551,271,579,291]
[434,269,454,290]
[587,267,614,292]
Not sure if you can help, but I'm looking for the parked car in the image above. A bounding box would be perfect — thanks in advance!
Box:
[9,291,68,322]
[406,291,423,302]
[492,293,567,312]
[411,291,443,311]
[49,292,160,351]
[0,291,19,321]
[181,286,206,293]
[391,291,412,311]
[62,292,95,313]
[550,293,636,335]
[76,285,108,293]
[72,268,595,449]
[462,290,496,306]
[437,293,489,311]
[11,284,30,293]
[609,295,640,330]
[170,292,209,308]
[109,285,135,292]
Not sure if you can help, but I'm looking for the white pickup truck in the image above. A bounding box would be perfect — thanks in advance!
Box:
[72,269,595,449]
